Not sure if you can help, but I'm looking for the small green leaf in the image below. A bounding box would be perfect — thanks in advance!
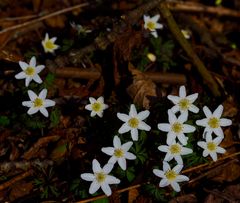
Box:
[0,116,10,126]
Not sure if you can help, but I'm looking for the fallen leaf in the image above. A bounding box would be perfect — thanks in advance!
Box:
[44,15,66,28]
[169,194,197,203]
[9,181,33,201]
[127,63,157,109]
[128,188,139,203]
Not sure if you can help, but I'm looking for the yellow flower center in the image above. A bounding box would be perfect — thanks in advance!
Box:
[165,170,177,181]
[169,144,181,154]
[96,172,106,183]
[33,98,43,108]
[92,102,102,112]
[128,118,139,128]
[147,21,156,30]
[172,122,183,134]
[45,40,56,50]
[114,148,124,158]
[207,142,216,151]
[179,98,190,111]
[208,117,219,129]
[24,66,35,76]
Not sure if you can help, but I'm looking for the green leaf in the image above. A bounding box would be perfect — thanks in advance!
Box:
[126,167,135,182]
[50,108,61,128]
[0,116,10,126]
[92,198,109,203]
[44,73,55,88]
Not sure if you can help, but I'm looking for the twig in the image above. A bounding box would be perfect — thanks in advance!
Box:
[0,3,89,35]
[0,14,38,22]
[168,1,240,18]
[204,188,237,202]
[0,170,34,191]
[158,2,221,97]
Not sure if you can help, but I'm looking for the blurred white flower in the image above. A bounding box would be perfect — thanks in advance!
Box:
[117,104,151,141]
[42,33,59,53]
[158,110,195,145]
[22,89,55,117]
[70,22,92,34]
[15,56,45,87]
[143,14,163,38]
[197,132,226,161]
[85,96,108,117]
[158,140,193,165]
[196,105,232,138]
[101,135,136,170]
[147,53,156,62]
[81,159,120,196]
[153,162,189,192]
[181,29,191,39]
[167,85,199,117]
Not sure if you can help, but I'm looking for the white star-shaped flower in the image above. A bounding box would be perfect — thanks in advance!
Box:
[15,56,45,87]
[81,159,120,196]
[42,33,59,53]
[158,140,193,165]
[196,105,232,138]
[158,110,196,145]
[153,162,189,192]
[117,104,151,141]
[101,135,136,170]
[22,89,55,117]
[85,96,108,117]
[167,86,199,117]
[143,14,163,38]
[197,132,226,161]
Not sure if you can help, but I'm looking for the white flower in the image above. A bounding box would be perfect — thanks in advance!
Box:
[70,22,92,34]
[117,104,151,141]
[181,29,191,39]
[197,132,226,161]
[143,14,163,38]
[22,89,55,117]
[81,159,120,196]
[41,33,59,53]
[167,86,199,117]
[158,110,195,145]
[85,96,108,117]
[15,56,45,87]
[101,135,136,170]
[147,53,156,62]
[196,105,232,138]
[158,140,193,165]
[153,162,189,192]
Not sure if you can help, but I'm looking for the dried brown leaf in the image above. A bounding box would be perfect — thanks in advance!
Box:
[44,15,66,28]
[127,63,157,109]
[128,188,139,203]
[169,194,197,203]
[9,181,33,201]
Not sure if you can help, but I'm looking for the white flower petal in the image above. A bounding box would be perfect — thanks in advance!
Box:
[151,31,158,38]
[44,99,55,108]
[39,89,47,100]
[177,133,187,145]
[155,23,163,29]
[113,135,121,148]
[108,156,117,164]
[209,152,217,161]
[175,175,189,182]
[166,133,176,145]
[181,147,193,155]
[213,105,223,118]
[164,153,173,162]
[27,107,39,115]
[22,101,33,107]
[25,77,32,87]
[103,163,114,174]
[85,104,92,111]
[202,150,209,157]
[158,145,169,152]
[173,164,183,173]
[136,110,150,120]
[183,124,196,133]
[35,65,45,73]
[118,123,131,134]
[129,104,137,117]
[101,147,114,156]
[89,97,96,104]
[215,147,226,154]
[153,169,165,178]
[171,105,180,113]
[196,118,208,126]
[138,121,151,131]
[105,175,120,184]
[168,110,177,124]
[118,158,126,170]
[125,152,136,160]
[178,112,188,123]
[19,61,28,70]
[189,105,199,113]
[158,123,171,132]
[179,86,186,98]
[33,74,42,84]
[159,179,169,187]
[29,56,36,67]
[101,183,112,196]
[213,128,224,137]
[97,96,104,103]
[214,137,223,145]
[80,173,95,181]
[15,72,26,79]
[203,106,212,118]
[152,14,160,22]
[220,118,232,127]
[40,107,49,117]
[175,156,183,165]
[167,95,180,104]
[117,113,129,122]
[163,161,170,172]
[171,182,181,192]
[131,128,138,141]
[92,159,101,173]
[89,181,100,194]
[205,132,212,142]
[122,142,133,151]
[186,93,198,102]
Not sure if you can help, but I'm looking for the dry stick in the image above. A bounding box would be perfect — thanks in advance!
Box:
[76,151,240,202]
[54,67,186,84]
[0,3,89,35]
[159,3,221,97]
[0,169,34,191]
[0,14,39,22]
[168,1,240,18]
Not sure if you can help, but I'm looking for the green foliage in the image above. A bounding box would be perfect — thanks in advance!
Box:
[43,73,55,89]
[70,179,88,198]
[61,39,74,52]
[126,166,135,182]
[150,37,176,71]
[0,116,10,127]
[92,198,109,203]
[144,183,166,202]
[50,108,61,128]
[21,114,46,129]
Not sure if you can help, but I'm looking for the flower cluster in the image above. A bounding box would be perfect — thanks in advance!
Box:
[15,33,58,117]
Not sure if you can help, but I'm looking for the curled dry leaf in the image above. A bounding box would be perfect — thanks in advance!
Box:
[128,187,139,203]
[127,63,157,109]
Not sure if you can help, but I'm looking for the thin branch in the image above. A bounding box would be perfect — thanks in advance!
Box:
[159,2,221,97]
[0,3,89,35]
